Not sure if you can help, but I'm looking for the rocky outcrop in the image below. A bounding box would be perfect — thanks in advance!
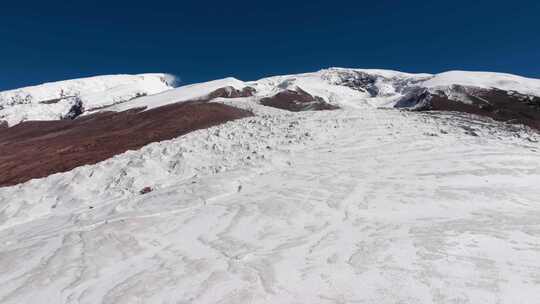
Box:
[394,87,433,109]
[62,97,85,120]
[322,70,380,96]
[206,86,256,99]
[260,88,339,112]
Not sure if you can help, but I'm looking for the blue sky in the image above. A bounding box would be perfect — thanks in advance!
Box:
[1,0,539,90]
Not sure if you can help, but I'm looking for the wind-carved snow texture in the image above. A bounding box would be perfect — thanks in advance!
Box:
[1,94,540,303]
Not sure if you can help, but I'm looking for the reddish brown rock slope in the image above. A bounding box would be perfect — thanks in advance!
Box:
[260,88,339,112]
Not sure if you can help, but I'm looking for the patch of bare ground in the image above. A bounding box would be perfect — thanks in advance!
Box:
[0,101,252,187]
[260,88,339,112]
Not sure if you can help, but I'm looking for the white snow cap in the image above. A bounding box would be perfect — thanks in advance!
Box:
[422,70,540,96]
[2,68,540,126]
[0,73,177,126]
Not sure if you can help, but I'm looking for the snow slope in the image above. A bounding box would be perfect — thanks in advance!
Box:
[110,77,246,112]
[0,73,177,126]
[1,94,539,303]
[422,70,540,96]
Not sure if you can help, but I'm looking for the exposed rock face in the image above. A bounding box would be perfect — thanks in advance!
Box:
[62,97,84,120]
[0,102,251,187]
[320,69,430,97]
[394,87,433,109]
[260,88,339,112]
[206,86,256,99]
[322,70,380,96]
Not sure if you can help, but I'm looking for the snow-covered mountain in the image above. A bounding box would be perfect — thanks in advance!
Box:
[0,73,177,126]
[1,68,540,303]
[2,68,540,128]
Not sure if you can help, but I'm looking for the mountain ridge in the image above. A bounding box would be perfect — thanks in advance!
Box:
[1,67,540,186]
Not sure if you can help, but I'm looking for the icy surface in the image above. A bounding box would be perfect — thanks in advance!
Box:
[1,95,539,303]
[0,73,176,126]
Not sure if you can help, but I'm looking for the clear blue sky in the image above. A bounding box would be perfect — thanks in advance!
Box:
[1,0,539,90]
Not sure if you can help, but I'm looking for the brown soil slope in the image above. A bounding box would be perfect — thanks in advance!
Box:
[260,88,339,112]
[429,89,540,130]
[0,102,251,187]
[397,86,540,131]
